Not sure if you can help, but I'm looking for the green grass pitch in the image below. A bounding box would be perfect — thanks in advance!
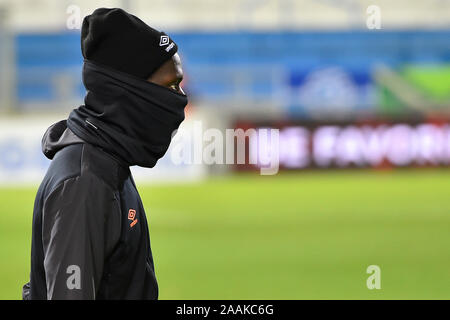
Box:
[0,169,449,299]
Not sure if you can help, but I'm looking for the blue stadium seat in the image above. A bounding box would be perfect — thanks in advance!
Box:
[15,30,450,109]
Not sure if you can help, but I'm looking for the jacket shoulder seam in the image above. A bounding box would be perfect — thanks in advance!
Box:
[42,170,119,209]
[42,174,81,206]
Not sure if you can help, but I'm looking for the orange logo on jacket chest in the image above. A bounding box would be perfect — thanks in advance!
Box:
[128,209,138,227]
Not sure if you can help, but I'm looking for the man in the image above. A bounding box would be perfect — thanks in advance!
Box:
[22,8,188,300]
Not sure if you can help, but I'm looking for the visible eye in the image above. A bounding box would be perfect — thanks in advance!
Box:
[169,81,185,95]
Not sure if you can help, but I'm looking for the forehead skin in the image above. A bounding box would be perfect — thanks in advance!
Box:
[147,53,184,89]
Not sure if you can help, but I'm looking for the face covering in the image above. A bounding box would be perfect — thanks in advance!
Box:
[67,59,188,168]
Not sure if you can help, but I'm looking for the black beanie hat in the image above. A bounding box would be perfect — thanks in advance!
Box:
[81,8,178,79]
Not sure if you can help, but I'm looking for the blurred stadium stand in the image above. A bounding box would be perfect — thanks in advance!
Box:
[0,2,447,121]
[0,0,448,118]
[9,30,450,115]
[1,0,450,30]
[0,0,449,180]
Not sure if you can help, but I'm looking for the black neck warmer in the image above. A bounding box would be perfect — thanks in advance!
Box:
[67,60,188,168]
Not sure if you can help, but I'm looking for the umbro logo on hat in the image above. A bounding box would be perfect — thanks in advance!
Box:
[159,35,169,46]
[159,35,175,52]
